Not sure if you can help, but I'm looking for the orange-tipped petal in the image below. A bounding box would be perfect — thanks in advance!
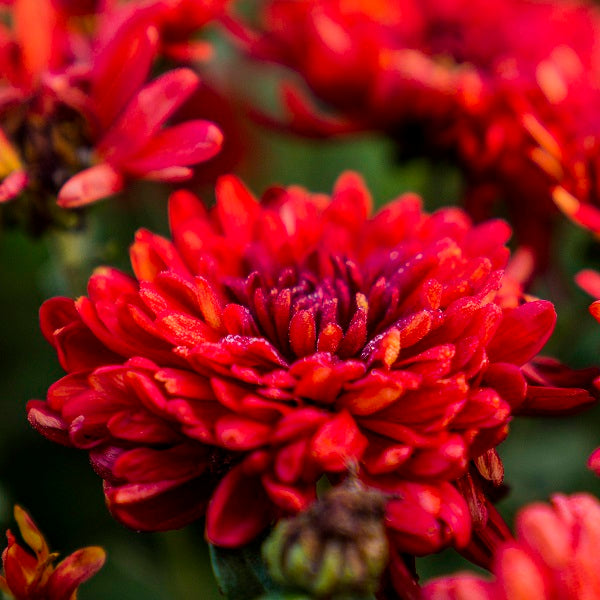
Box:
[46,547,106,600]
[13,506,49,561]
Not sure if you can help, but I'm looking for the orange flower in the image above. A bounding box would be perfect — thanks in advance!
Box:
[0,506,105,600]
[422,494,600,599]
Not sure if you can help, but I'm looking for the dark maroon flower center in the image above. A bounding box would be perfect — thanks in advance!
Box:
[220,247,430,363]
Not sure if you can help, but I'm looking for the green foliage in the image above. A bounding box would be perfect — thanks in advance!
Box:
[210,538,284,600]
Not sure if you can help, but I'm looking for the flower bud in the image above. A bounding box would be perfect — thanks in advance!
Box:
[262,478,389,597]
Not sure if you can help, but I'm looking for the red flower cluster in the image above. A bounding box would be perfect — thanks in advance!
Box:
[422,493,600,599]
[0,0,226,208]
[28,173,595,554]
[0,506,105,600]
[235,0,600,261]
[572,270,600,478]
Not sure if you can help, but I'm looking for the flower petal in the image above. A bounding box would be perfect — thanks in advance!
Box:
[487,301,556,366]
[98,68,200,163]
[46,547,106,600]
[206,463,275,547]
[123,120,223,175]
[57,164,124,208]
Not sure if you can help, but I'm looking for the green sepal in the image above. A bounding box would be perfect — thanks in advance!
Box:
[209,538,283,600]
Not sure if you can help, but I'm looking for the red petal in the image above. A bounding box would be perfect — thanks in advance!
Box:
[123,120,223,175]
[46,547,106,599]
[14,0,56,78]
[289,309,317,357]
[107,410,180,444]
[215,175,260,244]
[588,448,600,475]
[487,301,556,365]
[206,463,274,547]
[483,362,527,410]
[139,166,193,182]
[326,171,372,229]
[57,164,124,208]
[272,408,329,443]
[262,474,315,513]
[591,300,600,324]
[493,543,547,598]
[554,186,600,234]
[517,386,596,416]
[27,400,71,446]
[215,415,272,450]
[92,18,159,127]
[0,169,27,202]
[310,410,367,471]
[422,575,492,599]
[98,68,199,163]
[105,476,211,531]
[275,439,308,483]
[156,311,218,346]
[576,269,600,299]
[112,445,208,482]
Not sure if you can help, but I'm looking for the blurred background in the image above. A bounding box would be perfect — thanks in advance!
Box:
[2,10,600,599]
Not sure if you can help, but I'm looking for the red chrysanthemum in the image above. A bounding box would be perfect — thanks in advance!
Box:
[571,270,600,479]
[233,0,600,264]
[0,506,105,600]
[422,493,600,599]
[28,172,596,554]
[0,0,225,209]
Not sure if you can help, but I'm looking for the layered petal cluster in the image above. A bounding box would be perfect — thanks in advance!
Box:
[572,270,600,477]
[0,506,105,600]
[422,493,600,599]
[0,0,226,209]
[29,173,596,552]
[235,0,600,262]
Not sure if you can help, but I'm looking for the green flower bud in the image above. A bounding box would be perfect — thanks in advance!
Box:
[263,478,389,597]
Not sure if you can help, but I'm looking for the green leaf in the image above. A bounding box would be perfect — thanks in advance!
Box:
[209,538,283,600]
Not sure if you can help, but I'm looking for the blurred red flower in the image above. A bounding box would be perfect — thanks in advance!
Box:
[28,173,596,555]
[0,506,105,600]
[572,271,600,479]
[0,0,225,209]
[234,0,600,264]
[422,493,600,599]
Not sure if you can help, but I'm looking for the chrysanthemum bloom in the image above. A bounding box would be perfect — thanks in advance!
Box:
[232,0,600,264]
[29,173,596,559]
[0,0,223,214]
[0,505,105,600]
[570,270,600,477]
[422,493,600,599]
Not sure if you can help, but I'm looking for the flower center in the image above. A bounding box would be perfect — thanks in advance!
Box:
[224,250,426,362]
